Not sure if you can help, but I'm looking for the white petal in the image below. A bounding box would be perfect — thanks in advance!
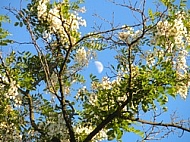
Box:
[94,61,103,73]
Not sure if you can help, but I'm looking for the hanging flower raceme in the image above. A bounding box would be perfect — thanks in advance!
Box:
[150,11,190,99]
[75,123,107,142]
[37,0,49,20]
[118,26,142,45]
[37,0,86,45]
[75,47,88,65]
[0,76,22,107]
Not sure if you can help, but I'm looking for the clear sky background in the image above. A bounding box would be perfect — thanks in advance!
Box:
[0,0,190,142]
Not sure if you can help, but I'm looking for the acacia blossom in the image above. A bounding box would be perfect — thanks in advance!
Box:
[151,11,190,99]
[75,124,107,142]
[37,0,48,20]
[37,0,86,45]
[75,47,88,65]
[0,77,22,107]
[119,26,142,44]
[0,76,22,141]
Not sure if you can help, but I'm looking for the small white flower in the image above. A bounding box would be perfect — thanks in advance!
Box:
[102,77,112,90]
[75,47,88,65]
[78,6,86,13]
[118,32,130,41]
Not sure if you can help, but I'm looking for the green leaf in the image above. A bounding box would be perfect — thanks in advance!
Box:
[14,22,19,26]
[142,104,148,112]
[134,129,144,137]
[157,86,164,93]
[148,9,154,21]
[107,129,115,141]
[19,22,23,27]
[90,74,99,82]
[116,128,123,140]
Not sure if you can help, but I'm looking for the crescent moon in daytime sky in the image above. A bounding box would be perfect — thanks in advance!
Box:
[94,61,103,73]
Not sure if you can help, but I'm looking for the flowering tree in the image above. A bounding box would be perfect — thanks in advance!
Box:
[0,0,190,141]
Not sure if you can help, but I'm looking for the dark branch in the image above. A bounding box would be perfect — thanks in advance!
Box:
[18,88,45,136]
[131,118,190,133]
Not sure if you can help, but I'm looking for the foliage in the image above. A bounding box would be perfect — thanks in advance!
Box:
[0,0,190,142]
[0,15,12,46]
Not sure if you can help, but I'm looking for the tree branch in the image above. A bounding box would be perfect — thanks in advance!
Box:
[83,109,120,142]
[131,118,190,133]
[18,88,45,136]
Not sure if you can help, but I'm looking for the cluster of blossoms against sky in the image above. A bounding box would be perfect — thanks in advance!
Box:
[119,12,190,99]
[37,0,86,45]
[153,12,190,99]
[37,0,106,141]
[38,0,91,67]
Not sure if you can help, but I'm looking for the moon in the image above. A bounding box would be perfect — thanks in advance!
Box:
[94,61,103,73]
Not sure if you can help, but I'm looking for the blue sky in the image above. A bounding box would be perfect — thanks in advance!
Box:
[0,0,190,142]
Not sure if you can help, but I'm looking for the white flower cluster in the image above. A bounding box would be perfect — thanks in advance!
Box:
[0,104,22,141]
[102,77,112,90]
[155,12,189,45]
[88,93,98,106]
[88,76,122,107]
[37,0,86,45]
[75,47,89,66]
[5,81,22,107]
[0,75,22,107]
[77,75,121,108]
[119,26,142,44]
[151,11,190,99]
[0,122,22,142]
[75,85,86,100]
[75,123,107,142]
[145,51,156,67]
[0,75,22,140]
[37,0,48,20]
[91,76,121,91]
[145,49,166,67]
